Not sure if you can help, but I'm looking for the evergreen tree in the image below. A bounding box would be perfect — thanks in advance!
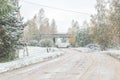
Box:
[76,21,92,47]
[0,0,14,17]
[0,0,24,61]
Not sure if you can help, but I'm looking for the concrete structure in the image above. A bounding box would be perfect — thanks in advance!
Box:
[39,34,71,38]
[38,34,71,47]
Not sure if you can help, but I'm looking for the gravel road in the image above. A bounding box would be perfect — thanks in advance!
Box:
[0,49,120,80]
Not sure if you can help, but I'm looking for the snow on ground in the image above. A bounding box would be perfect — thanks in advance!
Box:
[75,47,120,60]
[0,46,64,73]
[74,47,94,53]
[103,50,120,60]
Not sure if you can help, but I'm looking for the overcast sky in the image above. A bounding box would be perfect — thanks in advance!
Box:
[20,0,96,33]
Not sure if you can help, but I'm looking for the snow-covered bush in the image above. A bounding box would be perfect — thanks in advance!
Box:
[76,28,92,47]
[39,39,53,47]
[27,40,38,46]
[109,41,120,49]
[105,50,120,60]
[85,44,102,51]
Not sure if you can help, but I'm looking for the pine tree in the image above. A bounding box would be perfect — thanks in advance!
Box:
[0,0,24,61]
[0,0,14,17]
[76,21,92,47]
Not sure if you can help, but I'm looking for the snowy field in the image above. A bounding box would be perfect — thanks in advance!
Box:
[0,46,64,73]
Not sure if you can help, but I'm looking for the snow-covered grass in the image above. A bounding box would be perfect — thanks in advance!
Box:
[75,47,120,60]
[0,46,64,73]
[74,47,100,53]
[103,50,120,60]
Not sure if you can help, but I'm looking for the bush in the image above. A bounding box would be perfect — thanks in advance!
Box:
[27,40,38,46]
[85,44,102,51]
[39,39,53,47]
[76,28,92,47]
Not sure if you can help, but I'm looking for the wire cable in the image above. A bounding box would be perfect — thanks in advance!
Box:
[21,0,91,16]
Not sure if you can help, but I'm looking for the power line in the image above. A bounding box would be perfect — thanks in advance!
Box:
[21,0,91,16]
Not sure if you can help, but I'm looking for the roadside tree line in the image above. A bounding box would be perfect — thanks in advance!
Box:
[69,0,120,50]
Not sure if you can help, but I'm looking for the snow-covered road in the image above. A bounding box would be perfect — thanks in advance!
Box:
[0,49,120,80]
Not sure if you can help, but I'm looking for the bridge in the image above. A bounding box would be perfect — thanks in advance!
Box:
[39,34,71,38]
[33,34,71,45]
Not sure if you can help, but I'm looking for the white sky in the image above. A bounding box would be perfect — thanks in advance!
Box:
[20,0,96,33]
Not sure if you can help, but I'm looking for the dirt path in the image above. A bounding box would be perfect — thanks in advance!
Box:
[0,49,120,80]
